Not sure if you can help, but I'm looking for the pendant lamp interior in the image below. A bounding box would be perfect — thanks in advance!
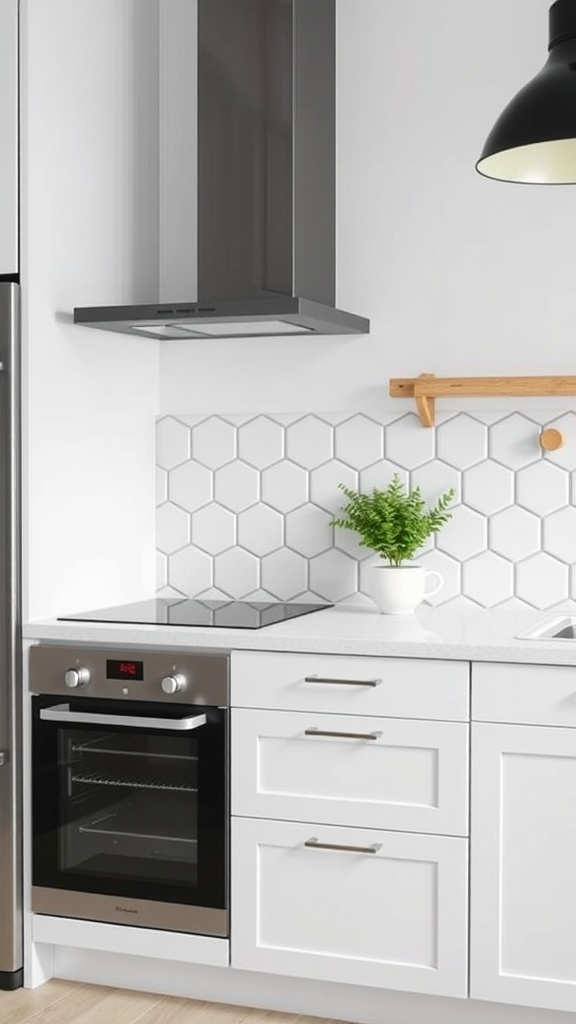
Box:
[477,0,576,184]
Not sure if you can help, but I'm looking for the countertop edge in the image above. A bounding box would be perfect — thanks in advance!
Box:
[21,607,576,667]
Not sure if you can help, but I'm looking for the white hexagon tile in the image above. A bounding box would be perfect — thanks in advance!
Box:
[489,414,541,470]
[157,412,576,608]
[238,416,284,469]
[334,415,384,468]
[490,507,540,563]
[261,461,308,512]
[285,505,333,559]
[192,503,235,555]
[157,418,191,470]
[191,416,236,469]
[437,505,487,562]
[286,415,333,468]
[436,414,487,470]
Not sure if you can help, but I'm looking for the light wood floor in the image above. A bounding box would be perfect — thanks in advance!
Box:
[0,980,346,1024]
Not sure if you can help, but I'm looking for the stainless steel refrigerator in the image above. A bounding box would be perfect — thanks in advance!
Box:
[0,281,22,989]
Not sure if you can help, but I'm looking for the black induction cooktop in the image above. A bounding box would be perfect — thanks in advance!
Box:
[58,598,333,630]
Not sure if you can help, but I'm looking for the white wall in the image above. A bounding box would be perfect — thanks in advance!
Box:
[21,0,161,621]
[159,0,575,416]
[22,0,576,618]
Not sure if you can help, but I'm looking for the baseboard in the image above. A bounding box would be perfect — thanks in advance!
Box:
[46,946,574,1024]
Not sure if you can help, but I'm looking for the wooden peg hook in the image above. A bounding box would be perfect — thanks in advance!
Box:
[540,428,565,452]
[414,374,436,428]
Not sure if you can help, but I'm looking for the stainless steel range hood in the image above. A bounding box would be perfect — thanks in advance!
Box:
[74,0,369,340]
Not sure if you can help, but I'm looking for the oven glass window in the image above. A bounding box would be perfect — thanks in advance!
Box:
[32,697,226,913]
[59,728,199,888]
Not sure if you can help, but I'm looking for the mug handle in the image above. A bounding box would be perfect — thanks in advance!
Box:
[424,570,443,599]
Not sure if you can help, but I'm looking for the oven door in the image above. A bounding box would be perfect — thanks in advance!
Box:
[31,695,227,936]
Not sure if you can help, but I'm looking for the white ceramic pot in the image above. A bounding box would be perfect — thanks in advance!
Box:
[368,564,443,615]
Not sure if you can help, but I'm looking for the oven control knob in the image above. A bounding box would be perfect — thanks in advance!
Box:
[64,667,90,688]
[161,673,187,695]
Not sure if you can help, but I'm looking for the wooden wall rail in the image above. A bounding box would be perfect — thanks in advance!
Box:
[389,374,576,427]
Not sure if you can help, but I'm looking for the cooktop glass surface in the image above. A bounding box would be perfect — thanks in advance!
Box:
[58,598,333,630]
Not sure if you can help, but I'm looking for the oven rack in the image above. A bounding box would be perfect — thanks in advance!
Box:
[76,796,199,847]
[79,822,198,846]
[72,742,197,762]
[71,770,197,793]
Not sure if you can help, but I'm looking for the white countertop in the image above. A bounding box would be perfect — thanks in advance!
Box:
[22,601,576,665]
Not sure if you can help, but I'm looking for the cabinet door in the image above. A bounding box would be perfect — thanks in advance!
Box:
[231,816,468,998]
[0,0,17,274]
[232,708,469,835]
[471,723,576,1012]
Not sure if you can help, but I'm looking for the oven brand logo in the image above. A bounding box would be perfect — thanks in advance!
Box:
[115,905,138,915]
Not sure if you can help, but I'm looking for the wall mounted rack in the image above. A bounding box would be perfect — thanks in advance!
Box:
[389,374,576,429]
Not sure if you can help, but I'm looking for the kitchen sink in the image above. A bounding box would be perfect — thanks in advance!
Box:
[517,615,576,640]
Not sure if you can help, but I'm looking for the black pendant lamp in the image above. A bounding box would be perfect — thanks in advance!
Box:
[477,0,576,183]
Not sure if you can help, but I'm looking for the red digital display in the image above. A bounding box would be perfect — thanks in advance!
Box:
[107,659,144,681]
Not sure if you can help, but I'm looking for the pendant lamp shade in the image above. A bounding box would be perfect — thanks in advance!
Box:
[476,0,576,183]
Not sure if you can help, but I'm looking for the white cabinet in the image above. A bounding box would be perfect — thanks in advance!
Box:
[232,651,469,720]
[231,651,470,998]
[471,662,576,1013]
[473,661,576,728]
[232,816,468,998]
[0,0,18,274]
[232,708,469,835]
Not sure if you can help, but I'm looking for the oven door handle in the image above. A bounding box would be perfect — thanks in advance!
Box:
[39,703,208,732]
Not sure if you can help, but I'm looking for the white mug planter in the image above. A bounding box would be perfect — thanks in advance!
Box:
[368,564,443,615]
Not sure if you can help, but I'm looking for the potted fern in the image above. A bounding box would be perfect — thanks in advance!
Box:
[331,474,455,613]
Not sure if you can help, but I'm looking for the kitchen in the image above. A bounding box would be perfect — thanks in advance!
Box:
[8,0,576,1023]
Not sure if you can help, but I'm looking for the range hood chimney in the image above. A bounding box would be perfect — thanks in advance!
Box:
[74,0,369,340]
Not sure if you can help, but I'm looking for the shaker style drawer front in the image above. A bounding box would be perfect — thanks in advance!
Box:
[473,662,576,727]
[231,816,468,998]
[232,651,469,720]
[232,709,469,835]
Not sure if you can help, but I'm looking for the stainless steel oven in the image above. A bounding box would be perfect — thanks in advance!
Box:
[29,645,229,936]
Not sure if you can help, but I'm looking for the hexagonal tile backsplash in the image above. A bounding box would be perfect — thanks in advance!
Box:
[156,411,576,609]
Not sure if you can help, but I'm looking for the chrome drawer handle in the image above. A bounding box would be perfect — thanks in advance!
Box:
[303,675,382,688]
[304,727,381,741]
[305,837,381,855]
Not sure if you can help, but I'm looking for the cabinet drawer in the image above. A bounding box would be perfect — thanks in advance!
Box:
[232,708,469,835]
[473,662,576,727]
[232,651,469,720]
[231,816,468,998]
